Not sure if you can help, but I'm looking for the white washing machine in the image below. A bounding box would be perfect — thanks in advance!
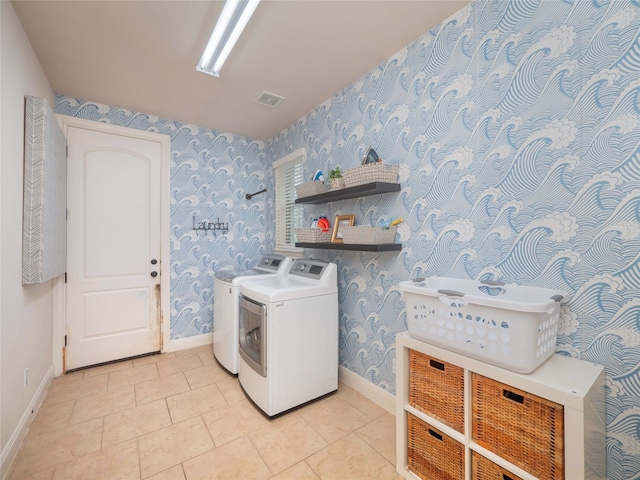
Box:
[213,254,292,374]
[238,258,338,417]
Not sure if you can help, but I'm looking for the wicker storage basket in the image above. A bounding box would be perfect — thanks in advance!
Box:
[329,177,346,190]
[471,451,523,480]
[407,413,464,480]
[343,163,399,188]
[340,225,397,245]
[295,228,331,243]
[295,180,330,198]
[472,373,565,480]
[409,350,464,433]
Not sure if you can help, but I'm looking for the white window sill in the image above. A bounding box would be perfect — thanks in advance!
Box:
[274,247,304,259]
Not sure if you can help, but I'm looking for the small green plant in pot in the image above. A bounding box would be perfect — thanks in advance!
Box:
[328,166,345,190]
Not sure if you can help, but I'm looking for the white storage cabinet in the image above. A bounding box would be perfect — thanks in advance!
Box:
[395,332,605,480]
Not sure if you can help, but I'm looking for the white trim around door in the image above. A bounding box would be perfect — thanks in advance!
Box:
[54,115,171,375]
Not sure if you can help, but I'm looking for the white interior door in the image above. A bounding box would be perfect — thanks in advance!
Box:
[66,125,162,369]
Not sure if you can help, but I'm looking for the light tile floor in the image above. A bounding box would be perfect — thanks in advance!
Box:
[9,346,401,480]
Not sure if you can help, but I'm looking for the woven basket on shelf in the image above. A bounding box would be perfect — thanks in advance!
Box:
[472,373,565,480]
[471,451,523,480]
[407,413,465,480]
[340,225,397,245]
[343,163,399,188]
[295,180,330,198]
[295,228,331,243]
[409,350,465,433]
[329,177,346,190]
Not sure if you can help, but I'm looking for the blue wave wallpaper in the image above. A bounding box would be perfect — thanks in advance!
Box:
[55,96,268,339]
[265,1,640,478]
[57,0,640,476]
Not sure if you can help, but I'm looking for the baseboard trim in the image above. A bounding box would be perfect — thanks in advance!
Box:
[338,366,395,415]
[165,333,213,352]
[1,365,54,480]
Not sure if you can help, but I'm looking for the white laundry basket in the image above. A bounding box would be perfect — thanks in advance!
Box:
[400,277,567,373]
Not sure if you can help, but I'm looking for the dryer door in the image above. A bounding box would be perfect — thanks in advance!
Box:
[239,295,267,377]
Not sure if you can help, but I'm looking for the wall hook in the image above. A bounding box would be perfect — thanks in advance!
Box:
[245,188,267,200]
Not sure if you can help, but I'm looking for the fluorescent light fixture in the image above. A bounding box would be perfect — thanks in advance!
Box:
[197,0,261,77]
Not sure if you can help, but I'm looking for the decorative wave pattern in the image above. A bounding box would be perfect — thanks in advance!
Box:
[57,0,640,475]
[55,96,267,339]
[264,1,640,477]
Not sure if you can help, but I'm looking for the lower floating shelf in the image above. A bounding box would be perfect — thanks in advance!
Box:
[295,242,402,252]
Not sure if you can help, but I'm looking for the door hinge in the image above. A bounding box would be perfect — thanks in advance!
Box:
[64,272,67,283]
[64,335,67,347]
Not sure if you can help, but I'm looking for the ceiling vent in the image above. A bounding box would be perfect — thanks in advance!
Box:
[255,91,284,108]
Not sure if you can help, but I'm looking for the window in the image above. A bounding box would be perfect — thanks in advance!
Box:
[274,149,305,253]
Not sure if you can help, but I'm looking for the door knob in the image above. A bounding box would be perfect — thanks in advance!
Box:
[151,271,158,277]
[151,259,158,265]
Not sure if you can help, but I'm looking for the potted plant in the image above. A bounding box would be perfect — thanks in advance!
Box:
[328,166,345,190]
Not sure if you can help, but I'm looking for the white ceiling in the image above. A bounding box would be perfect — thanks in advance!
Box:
[13,0,470,141]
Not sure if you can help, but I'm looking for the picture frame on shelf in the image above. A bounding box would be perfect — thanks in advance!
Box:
[331,214,355,243]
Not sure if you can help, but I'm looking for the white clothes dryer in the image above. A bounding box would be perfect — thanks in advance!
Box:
[238,258,338,417]
[213,254,292,374]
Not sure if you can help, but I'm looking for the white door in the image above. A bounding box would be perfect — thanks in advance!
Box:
[66,126,162,369]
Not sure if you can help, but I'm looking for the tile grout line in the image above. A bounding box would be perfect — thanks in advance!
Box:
[11,349,398,480]
[136,437,142,480]
[246,431,275,478]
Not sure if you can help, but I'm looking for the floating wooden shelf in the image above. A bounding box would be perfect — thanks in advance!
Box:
[295,182,400,204]
[295,180,402,252]
[295,242,402,252]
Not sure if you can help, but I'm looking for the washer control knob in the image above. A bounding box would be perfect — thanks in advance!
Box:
[299,263,306,271]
